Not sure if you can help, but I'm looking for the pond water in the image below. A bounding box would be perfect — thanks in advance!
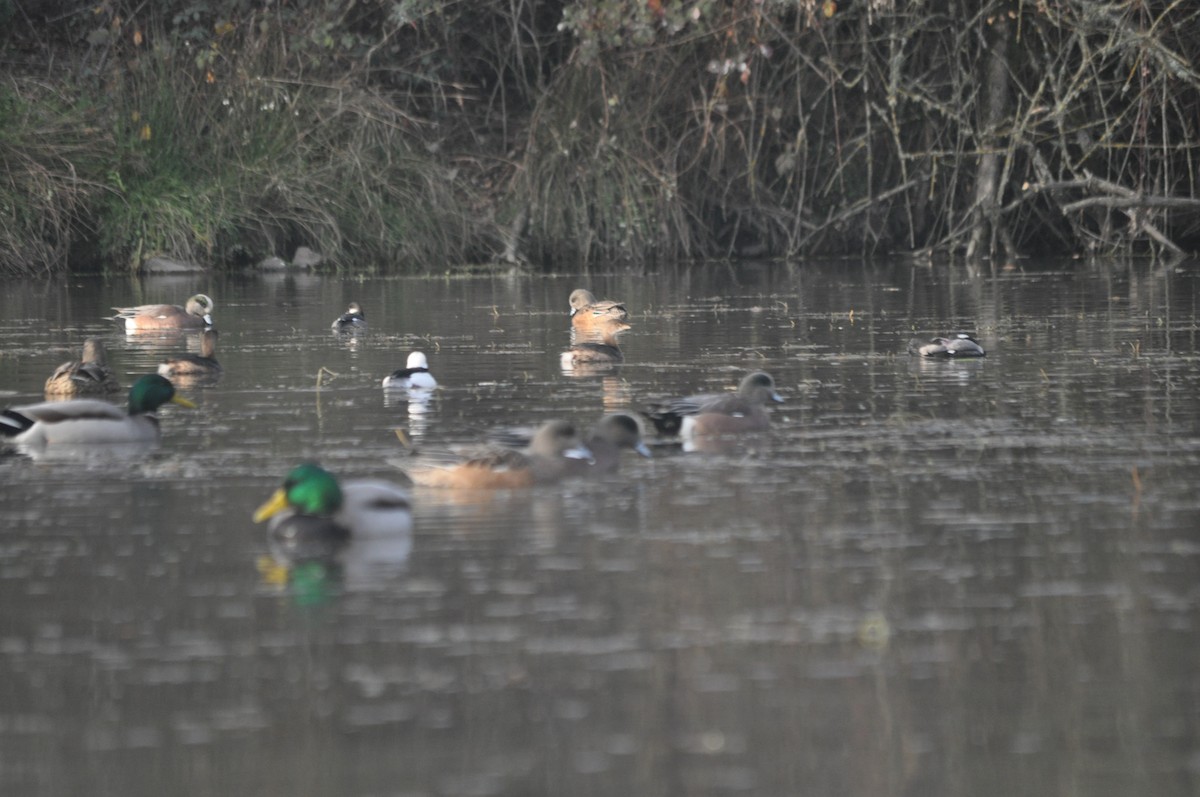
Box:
[1,260,1199,796]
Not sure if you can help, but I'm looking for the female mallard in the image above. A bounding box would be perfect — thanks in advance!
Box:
[1,374,194,446]
[331,302,368,331]
[382,351,437,389]
[253,463,413,562]
[112,294,214,331]
[907,333,986,357]
[44,338,121,397]
[158,329,223,379]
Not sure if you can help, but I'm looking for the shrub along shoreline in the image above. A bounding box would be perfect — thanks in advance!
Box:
[3,1,1200,275]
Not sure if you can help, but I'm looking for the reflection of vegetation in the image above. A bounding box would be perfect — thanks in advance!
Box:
[4,1,1200,273]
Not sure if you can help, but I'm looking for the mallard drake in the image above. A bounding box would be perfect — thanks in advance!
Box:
[569,288,629,334]
[643,371,784,438]
[1,374,195,446]
[43,338,121,397]
[254,463,413,562]
[382,351,437,389]
[410,420,593,489]
[908,333,986,357]
[112,294,214,330]
[331,302,367,331]
[158,328,222,378]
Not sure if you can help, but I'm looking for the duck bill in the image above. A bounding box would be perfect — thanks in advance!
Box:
[171,395,197,409]
[770,392,785,404]
[565,444,595,464]
[634,442,653,458]
[253,489,289,523]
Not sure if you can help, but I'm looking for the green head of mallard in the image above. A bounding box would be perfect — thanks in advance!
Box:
[128,374,196,414]
[254,463,345,522]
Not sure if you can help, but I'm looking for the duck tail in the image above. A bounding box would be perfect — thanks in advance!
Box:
[0,409,34,438]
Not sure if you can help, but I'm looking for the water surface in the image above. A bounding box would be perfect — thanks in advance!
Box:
[1,260,1199,796]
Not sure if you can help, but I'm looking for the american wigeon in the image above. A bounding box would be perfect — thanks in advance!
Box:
[382,351,437,389]
[112,294,214,330]
[643,371,784,438]
[43,338,121,397]
[907,333,986,357]
[2,374,195,446]
[254,462,413,563]
[410,419,593,489]
[561,326,625,368]
[331,302,368,331]
[158,328,222,379]
[490,413,652,475]
[569,288,630,334]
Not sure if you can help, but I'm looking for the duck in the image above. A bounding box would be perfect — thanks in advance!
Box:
[253,463,413,563]
[569,288,630,335]
[158,328,222,379]
[488,413,652,475]
[561,326,625,369]
[331,302,368,331]
[907,332,986,357]
[382,351,437,389]
[409,420,593,489]
[1,374,195,446]
[43,338,121,397]
[112,294,214,331]
[643,371,784,438]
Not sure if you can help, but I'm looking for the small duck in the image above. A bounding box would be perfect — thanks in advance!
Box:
[254,463,413,563]
[44,338,121,397]
[569,288,630,334]
[489,413,652,475]
[158,328,222,379]
[382,351,437,389]
[410,420,593,489]
[112,294,214,331]
[643,371,784,438]
[908,333,986,357]
[331,302,368,331]
[1,374,195,446]
[561,327,625,369]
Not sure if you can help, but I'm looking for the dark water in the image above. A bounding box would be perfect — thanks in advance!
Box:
[1,260,1199,796]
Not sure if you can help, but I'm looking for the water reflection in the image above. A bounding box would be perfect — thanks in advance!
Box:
[1,260,1199,796]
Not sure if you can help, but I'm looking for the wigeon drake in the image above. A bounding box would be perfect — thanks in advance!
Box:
[112,294,214,330]
[408,420,593,489]
[569,288,629,334]
[643,371,784,438]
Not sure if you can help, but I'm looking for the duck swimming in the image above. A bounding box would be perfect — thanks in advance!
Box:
[2,374,194,446]
[409,420,594,489]
[158,328,222,379]
[382,351,437,389]
[569,288,630,335]
[254,463,413,562]
[331,302,368,331]
[643,371,784,438]
[113,294,214,330]
[44,338,121,397]
[908,333,986,357]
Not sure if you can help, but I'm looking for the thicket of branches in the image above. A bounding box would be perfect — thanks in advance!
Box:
[2,0,1199,274]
